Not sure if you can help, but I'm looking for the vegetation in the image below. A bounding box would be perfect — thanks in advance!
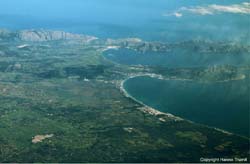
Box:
[0,29,249,163]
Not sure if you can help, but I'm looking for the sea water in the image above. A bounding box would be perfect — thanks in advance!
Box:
[124,76,250,137]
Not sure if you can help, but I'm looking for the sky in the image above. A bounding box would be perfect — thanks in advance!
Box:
[0,0,168,22]
[0,0,249,42]
[0,0,247,22]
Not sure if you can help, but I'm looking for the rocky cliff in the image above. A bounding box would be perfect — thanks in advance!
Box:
[0,29,98,42]
[18,29,98,42]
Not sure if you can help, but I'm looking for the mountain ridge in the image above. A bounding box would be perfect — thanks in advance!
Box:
[0,29,98,42]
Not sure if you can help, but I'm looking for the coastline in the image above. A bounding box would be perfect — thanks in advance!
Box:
[119,75,183,122]
[100,48,246,137]
[119,74,238,136]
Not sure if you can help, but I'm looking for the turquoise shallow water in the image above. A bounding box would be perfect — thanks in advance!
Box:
[124,76,250,137]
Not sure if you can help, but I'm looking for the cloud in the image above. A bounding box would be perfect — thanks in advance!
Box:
[173,12,183,17]
[163,12,183,17]
[164,2,250,17]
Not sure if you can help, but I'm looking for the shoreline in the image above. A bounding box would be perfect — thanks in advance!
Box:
[119,74,240,137]
[119,74,184,122]
[100,49,247,137]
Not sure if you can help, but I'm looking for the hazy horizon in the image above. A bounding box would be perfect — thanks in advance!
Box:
[0,0,249,42]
